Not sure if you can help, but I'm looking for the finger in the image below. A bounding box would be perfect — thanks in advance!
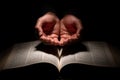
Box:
[53,38,60,46]
[45,37,52,43]
[63,38,69,45]
[47,34,59,45]
[40,36,46,42]
[59,39,64,46]
[75,19,83,37]
[48,38,54,45]
[40,36,50,44]
[59,38,68,46]
[49,38,58,46]
[39,32,44,37]
[72,34,78,40]
[35,18,43,30]
[51,18,60,34]
[60,20,69,35]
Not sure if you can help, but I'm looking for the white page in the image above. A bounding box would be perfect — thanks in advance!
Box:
[59,54,76,71]
[3,42,33,69]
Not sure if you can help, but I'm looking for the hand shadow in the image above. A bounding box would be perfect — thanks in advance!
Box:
[35,43,59,57]
[35,41,88,58]
[60,41,88,57]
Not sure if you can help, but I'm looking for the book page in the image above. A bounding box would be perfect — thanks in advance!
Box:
[59,54,76,71]
[22,41,60,69]
[3,42,34,69]
[86,41,116,66]
[59,41,116,71]
[40,51,59,69]
[3,41,60,70]
[58,42,89,71]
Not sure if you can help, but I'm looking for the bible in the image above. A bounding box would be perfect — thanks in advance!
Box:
[0,40,118,79]
[1,40,116,71]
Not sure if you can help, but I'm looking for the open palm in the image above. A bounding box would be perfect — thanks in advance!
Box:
[35,12,60,46]
[59,15,83,46]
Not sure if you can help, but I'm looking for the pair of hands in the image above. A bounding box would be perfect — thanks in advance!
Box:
[35,12,82,46]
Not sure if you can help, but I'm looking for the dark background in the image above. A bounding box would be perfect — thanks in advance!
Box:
[0,0,120,52]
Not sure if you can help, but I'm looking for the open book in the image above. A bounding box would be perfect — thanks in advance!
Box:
[1,40,116,72]
[0,40,119,79]
[34,42,89,71]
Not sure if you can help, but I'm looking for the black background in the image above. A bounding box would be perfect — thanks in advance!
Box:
[0,0,120,52]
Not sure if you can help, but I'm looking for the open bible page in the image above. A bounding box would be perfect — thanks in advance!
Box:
[58,42,89,70]
[38,51,59,69]
[59,54,76,71]
[2,41,60,70]
[25,42,60,69]
[59,52,93,70]
[59,41,116,71]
